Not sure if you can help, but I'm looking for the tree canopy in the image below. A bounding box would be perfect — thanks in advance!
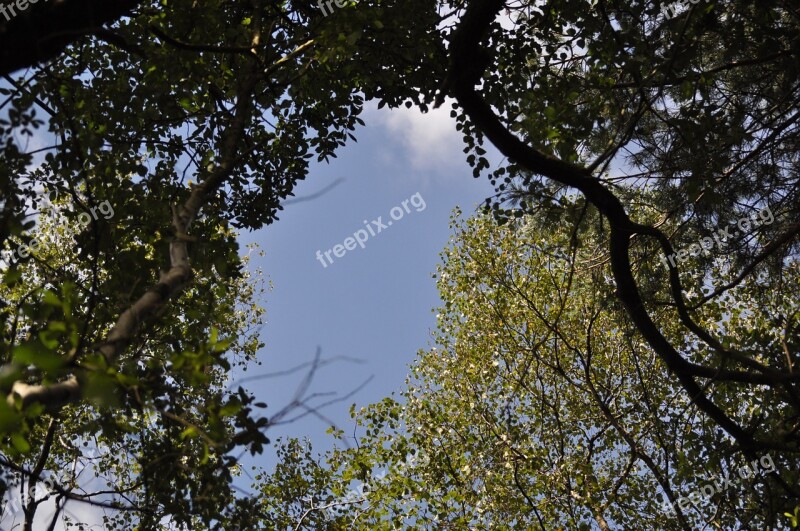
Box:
[261,208,799,528]
[1,0,798,528]
[1,0,438,526]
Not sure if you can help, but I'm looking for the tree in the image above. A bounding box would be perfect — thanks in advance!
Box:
[1,204,269,529]
[0,0,144,77]
[0,0,440,527]
[259,208,800,529]
[5,0,800,527]
[434,0,800,458]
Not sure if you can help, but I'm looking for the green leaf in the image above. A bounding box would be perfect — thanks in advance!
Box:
[3,267,22,286]
[0,400,22,433]
[42,290,61,306]
[84,373,119,407]
[39,330,60,350]
[220,402,242,418]
[11,433,30,453]
[12,341,65,371]
[181,426,199,439]
[212,338,232,354]
[200,443,210,465]
[47,321,67,333]
[179,97,194,111]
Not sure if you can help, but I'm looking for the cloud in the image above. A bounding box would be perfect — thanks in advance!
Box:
[366,99,466,180]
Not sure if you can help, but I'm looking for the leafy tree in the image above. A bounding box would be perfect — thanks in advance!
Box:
[4,0,800,528]
[0,0,440,527]
[1,204,269,529]
[0,0,144,77]
[433,0,800,460]
[260,208,800,529]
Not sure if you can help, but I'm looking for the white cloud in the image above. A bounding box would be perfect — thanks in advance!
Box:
[366,99,467,180]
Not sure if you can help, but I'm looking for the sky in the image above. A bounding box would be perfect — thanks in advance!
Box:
[233,100,498,473]
[0,8,506,529]
[0,96,500,529]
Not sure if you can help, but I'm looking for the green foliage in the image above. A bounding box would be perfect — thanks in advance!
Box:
[786,505,800,528]
[2,0,798,528]
[452,0,799,274]
[262,208,800,528]
[0,196,272,526]
[0,0,446,524]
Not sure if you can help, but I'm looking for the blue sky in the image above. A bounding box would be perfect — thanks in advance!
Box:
[235,100,498,472]
[0,94,500,528]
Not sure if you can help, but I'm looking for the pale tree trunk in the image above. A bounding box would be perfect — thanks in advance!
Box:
[5,10,275,414]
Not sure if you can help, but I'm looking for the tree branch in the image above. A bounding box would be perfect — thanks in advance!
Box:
[0,0,144,76]
[439,0,786,453]
[5,24,263,413]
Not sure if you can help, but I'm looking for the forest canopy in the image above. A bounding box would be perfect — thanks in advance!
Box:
[0,0,798,529]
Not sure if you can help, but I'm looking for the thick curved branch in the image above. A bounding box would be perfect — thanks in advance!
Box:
[439,0,789,453]
[0,0,145,76]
